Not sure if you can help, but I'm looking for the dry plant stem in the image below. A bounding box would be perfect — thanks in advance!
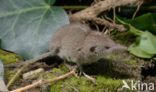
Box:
[90,17,126,31]
[10,69,75,92]
[83,72,97,85]
[23,68,44,80]
[7,66,25,88]
[132,0,144,19]
[7,52,54,88]
[113,7,116,24]
[71,0,139,20]
[103,15,113,23]
[22,52,54,65]
[71,0,139,31]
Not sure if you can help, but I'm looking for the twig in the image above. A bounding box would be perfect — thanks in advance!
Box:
[113,7,116,24]
[23,68,44,80]
[132,0,144,19]
[89,17,126,31]
[7,52,54,88]
[103,15,113,23]
[22,52,54,66]
[83,72,97,85]
[70,0,139,31]
[92,22,100,32]
[71,0,139,20]
[10,69,75,92]
[7,65,25,88]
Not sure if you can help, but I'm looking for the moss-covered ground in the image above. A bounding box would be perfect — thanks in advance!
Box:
[49,67,123,92]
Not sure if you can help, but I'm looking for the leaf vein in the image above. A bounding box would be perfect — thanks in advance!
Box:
[0,6,49,18]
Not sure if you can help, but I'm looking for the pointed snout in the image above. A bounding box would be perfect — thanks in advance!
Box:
[108,44,127,52]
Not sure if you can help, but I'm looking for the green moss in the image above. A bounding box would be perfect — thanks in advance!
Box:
[50,76,122,92]
[105,54,119,60]
[123,60,138,65]
[49,66,123,92]
[0,49,22,84]
[0,49,22,64]
[5,69,17,82]
[111,31,136,46]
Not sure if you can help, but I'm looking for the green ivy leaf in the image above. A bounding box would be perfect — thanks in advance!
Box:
[119,13,156,34]
[128,43,154,58]
[0,0,69,59]
[44,0,56,5]
[128,31,156,58]
[139,31,156,54]
[117,14,156,58]
[128,30,156,58]
[116,17,143,36]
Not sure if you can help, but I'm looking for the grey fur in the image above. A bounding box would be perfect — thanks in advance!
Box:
[49,23,127,66]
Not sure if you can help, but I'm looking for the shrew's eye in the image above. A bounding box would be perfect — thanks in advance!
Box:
[90,46,96,52]
[105,46,110,49]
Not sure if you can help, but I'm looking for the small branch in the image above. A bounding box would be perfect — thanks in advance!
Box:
[10,69,75,92]
[113,7,116,24]
[7,52,54,88]
[83,72,97,85]
[7,65,25,88]
[89,17,126,31]
[132,0,144,19]
[23,68,44,80]
[22,52,54,66]
[70,0,140,31]
[71,0,139,20]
